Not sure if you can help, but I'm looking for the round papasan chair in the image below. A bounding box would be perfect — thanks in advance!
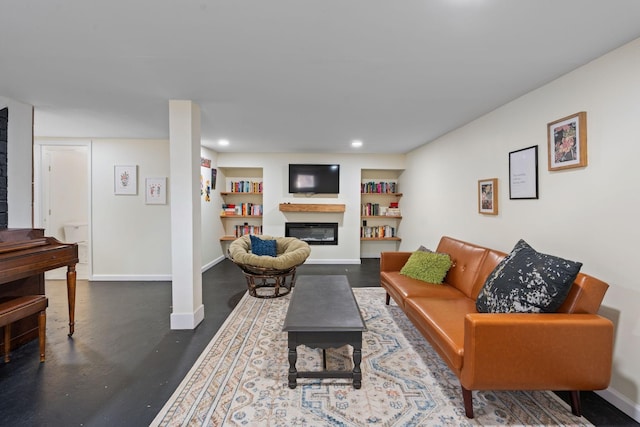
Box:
[228,235,311,298]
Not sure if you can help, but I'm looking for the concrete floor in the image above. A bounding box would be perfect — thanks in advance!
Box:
[0,259,636,426]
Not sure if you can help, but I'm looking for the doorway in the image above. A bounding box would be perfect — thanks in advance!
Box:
[34,143,91,280]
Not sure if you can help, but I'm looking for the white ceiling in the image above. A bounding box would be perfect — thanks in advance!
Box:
[2,1,640,154]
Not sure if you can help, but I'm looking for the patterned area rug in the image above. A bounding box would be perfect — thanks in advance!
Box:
[151,286,592,426]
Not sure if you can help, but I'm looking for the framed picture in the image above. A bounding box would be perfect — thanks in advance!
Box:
[211,168,217,190]
[114,165,137,195]
[145,177,167,204]
[547,111,587,171]
[478,178,498,215]
[509,145,538,199]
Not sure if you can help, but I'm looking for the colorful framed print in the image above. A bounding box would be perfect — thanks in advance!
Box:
[478,178,498,215]
[547,112,587,171]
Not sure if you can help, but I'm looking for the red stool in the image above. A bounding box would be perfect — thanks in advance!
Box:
[0,295,48,362]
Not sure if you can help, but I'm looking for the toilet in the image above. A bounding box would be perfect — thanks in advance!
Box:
[63,223,88,264]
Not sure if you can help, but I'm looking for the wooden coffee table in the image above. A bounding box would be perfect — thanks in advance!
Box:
[282,275,366,389]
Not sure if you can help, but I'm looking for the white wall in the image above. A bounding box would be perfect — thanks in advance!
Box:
[400,37,640,420]
[91,139,172,280]
[0,96,33,228]
[216,153,405,263]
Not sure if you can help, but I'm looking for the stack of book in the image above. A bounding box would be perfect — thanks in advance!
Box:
[386,207,401,216]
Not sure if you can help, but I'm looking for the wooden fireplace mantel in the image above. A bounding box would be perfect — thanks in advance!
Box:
[279,203,345,213]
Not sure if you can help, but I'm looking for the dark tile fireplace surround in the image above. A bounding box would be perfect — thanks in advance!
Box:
[285,222,338,245]
[0,108,7,228]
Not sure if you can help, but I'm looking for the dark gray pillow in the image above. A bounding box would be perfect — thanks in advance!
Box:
[476,239,582,313]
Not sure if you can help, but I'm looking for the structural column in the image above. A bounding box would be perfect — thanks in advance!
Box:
[169,100,204,329]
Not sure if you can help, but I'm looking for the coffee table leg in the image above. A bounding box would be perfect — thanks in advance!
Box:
[288,347,298,389]
[352,347,362,389]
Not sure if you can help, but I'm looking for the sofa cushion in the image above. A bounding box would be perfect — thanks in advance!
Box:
[400,250,452,284]
[476,239,582,313]
[249,235,277,257]
[405,297,478,373]
[436,237,490,298]
[381,271,466,309]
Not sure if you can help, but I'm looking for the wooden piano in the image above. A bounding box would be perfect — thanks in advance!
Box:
[0,228,78,353]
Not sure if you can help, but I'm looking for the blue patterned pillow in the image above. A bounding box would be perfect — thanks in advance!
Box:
[250,235,277,257]
[476,239,582,313]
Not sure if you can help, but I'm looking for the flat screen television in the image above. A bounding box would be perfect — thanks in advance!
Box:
[288,164,340,194]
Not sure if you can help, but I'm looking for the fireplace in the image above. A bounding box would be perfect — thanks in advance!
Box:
[285,222,338,245]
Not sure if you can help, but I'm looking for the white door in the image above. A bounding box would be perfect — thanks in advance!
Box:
[39,145,90,280]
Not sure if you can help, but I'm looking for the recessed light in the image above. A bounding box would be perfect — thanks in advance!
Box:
[351,140,363,148]
[218,139,230,146]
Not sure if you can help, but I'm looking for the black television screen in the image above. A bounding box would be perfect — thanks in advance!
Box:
[288,164,340,194]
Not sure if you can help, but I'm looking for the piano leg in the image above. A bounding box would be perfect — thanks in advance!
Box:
[67,264,77,337]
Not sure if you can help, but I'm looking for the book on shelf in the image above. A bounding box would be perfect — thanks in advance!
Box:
[228,180,263,193]
[361,181,398,194]
[234,224,262,237]
[222,203,263,216]
[360,225,396,238]
[361,203,401,216]
[386,207,401,216]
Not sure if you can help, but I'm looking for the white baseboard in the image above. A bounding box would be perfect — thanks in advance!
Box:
[170,304,205,330]
[596,387,640,423]
[305,258,361,264]
[202,255,225,272]
[90,274,172,281]
[89,256,226,281]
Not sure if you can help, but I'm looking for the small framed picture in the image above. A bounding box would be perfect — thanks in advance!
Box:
[478,178,498,215]
[114,165,137,195]
[547,111,587,171]
[145,177,167,205]
[509,145,539,199]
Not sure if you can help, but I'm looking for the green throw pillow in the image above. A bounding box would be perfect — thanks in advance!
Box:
[400,251,452,284]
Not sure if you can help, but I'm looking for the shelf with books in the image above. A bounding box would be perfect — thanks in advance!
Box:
[360,170,404,255]
[360,237,402,241]
[219,167,263,243]
[360,224,399,240]
[220,192,262,196]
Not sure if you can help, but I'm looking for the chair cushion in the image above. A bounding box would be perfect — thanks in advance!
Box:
[229,235,311,270]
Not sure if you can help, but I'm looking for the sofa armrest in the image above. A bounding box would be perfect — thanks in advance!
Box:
[380,252,413,272]
[460,313,613,391]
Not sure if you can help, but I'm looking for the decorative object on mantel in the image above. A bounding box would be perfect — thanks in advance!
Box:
[114,165,137,195]
[478,178,498,215]
[547,111,587,171]
[278,203,345,213]
[509,145,538,200]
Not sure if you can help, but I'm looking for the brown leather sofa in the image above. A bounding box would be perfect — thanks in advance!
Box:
[380,236,613,418]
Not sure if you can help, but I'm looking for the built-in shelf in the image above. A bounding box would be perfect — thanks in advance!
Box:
[220,192,262,196]
[279,203,345,213]
[220,215,263,218]
[361,192,403,197]
[360,237,402,241]
[361,215,402,219]
[220,235,263,241]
